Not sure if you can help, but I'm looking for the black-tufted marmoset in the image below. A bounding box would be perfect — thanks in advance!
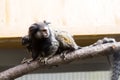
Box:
[22,21,80,64]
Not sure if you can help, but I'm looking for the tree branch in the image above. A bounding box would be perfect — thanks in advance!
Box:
[0,42,120,80]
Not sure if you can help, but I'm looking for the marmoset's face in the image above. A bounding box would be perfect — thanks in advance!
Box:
[29,22,50,39]
[35,25,50,39]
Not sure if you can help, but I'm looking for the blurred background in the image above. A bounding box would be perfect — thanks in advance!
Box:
[0,0,120,37]
[0,0,120,80]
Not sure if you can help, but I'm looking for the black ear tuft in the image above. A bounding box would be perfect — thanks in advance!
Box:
[29,23,38,31]
[43,20,51,25]
[29,24,38,36]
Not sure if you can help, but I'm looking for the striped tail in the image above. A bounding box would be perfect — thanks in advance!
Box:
[111,51,120,80]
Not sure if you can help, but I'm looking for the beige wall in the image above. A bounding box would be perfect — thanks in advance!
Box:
[0,0,120,37]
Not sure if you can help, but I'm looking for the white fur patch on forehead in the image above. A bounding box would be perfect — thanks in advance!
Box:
[32,22,44,27]
[30,21,50,31]
[34,22,49,28]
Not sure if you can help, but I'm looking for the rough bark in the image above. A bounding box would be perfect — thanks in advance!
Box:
[0,42,120,80]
